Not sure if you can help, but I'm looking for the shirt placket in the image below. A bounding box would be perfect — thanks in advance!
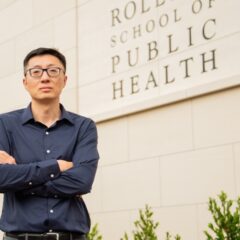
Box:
[43,127,58,232]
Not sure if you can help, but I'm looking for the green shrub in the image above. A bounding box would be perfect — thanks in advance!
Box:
[88,192,240,240]
[204,191,240,240]
[87,223,103,240]
[165,232,182,240]
[120,205,181,240]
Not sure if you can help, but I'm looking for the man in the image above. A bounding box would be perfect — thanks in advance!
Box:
[0,48,99,240]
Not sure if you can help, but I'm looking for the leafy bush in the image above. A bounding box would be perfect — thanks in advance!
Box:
[88,192,240,240]
[165,232,182,240]
[87,224,103,240]
[120,205,181,240]
[204,191,240,240]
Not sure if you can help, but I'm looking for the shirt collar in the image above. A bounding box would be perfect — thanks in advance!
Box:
[60,104,74,125]
[21,103,74,125]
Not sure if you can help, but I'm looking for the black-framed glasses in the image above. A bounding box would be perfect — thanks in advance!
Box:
[25,67,65,78]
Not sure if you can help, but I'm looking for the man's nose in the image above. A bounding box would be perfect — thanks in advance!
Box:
[40,70,50,81]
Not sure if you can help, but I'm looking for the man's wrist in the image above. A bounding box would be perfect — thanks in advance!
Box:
[0,150,16,164]
[57,160,73,172]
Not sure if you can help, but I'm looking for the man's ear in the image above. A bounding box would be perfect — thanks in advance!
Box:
[63,75,68,87]
[23,77,27,88]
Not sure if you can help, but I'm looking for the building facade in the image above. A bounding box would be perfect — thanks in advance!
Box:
[0,0,239,239]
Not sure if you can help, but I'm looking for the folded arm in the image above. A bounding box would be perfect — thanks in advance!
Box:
[18,119,99,198]
[0,157,60,193]
[0,119,73,192]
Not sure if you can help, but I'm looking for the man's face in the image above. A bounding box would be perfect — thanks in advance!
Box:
[23,54,67,103]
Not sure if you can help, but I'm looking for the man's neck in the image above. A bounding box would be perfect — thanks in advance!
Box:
[31,100,61,128]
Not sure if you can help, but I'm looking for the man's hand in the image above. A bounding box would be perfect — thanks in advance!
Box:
[57,160,73,172]
[0,150,16,164]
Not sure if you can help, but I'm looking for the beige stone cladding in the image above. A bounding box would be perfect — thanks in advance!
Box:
[88,87,240,239]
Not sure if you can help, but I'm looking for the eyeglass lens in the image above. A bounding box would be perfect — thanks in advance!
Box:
[29,67,61,78]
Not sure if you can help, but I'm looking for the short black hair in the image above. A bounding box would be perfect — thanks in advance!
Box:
[23,47,66,73]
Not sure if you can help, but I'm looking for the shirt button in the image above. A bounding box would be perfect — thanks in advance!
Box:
[46,149,51,154]
[50,209,54,213]
[50,174,55,178]
[45,131,49,135]
[54,195,58,198]
[31,192,35,195]
[29,182,32,185]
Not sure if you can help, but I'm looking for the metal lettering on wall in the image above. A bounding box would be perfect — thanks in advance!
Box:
[111,0,218,98]
[78,0,240,120]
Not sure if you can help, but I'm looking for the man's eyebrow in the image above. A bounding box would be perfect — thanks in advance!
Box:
[28,64,59,68]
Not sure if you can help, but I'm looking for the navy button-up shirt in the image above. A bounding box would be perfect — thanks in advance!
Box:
[0,104,99,233]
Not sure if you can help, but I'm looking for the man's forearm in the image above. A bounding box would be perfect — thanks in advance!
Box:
[0,150,73,172]
[0,157,61,193]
